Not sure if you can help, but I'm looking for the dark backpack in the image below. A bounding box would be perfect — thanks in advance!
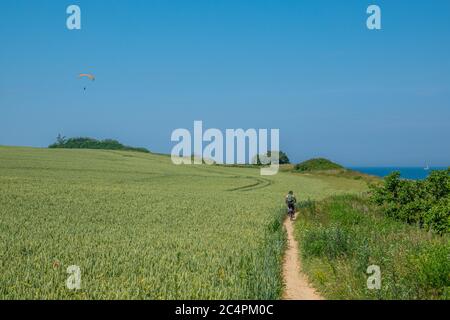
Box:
[287,194,295,205]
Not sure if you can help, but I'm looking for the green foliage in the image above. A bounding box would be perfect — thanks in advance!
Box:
[49,136,150,153]
[302,226,350,260]
[370,168,450,234]
[295,195,450,300]
[425,197,450,235]
[408,243,450,296]
[56,133,66,145]
[294,158,343,172]
[254,150,290,165]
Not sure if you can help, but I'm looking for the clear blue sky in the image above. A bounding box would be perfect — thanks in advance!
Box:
[1,0,449,166]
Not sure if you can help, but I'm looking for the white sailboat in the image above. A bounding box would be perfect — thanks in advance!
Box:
[424,164,430,171]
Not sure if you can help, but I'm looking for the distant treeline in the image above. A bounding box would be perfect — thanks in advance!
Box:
[370,168,450,235]
[49,135,150,153]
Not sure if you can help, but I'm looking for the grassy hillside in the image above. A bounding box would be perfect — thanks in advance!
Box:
[294,158,343,172]
[0,146,367,299]
[286,158,380,185]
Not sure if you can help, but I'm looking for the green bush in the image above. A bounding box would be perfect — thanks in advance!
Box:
[370,168,450,234]
[425,197,450,235]
[253,150,290,165]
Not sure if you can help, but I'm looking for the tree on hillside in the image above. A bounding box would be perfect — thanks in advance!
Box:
[254,151,290,165]
[56,134,67,146]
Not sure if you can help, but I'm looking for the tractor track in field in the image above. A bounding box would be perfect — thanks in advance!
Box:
[227,177,273,192]
[282,213,323,300]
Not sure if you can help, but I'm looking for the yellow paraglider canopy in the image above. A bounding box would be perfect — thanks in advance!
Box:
[79,73,95,81]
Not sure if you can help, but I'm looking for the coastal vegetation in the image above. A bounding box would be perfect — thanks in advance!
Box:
[254,151,290,165]
[370,168,450,235]
[49,135,150,153]
[295,195,449,300]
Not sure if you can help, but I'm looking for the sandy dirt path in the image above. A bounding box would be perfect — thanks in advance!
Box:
[282,213,323,300]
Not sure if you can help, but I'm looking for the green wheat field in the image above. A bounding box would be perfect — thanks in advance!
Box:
[0,146,366,299]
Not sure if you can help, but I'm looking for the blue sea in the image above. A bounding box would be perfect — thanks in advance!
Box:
[349,167,448,180]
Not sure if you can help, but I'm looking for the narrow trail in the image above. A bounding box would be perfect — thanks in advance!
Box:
[282,213,323,300]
